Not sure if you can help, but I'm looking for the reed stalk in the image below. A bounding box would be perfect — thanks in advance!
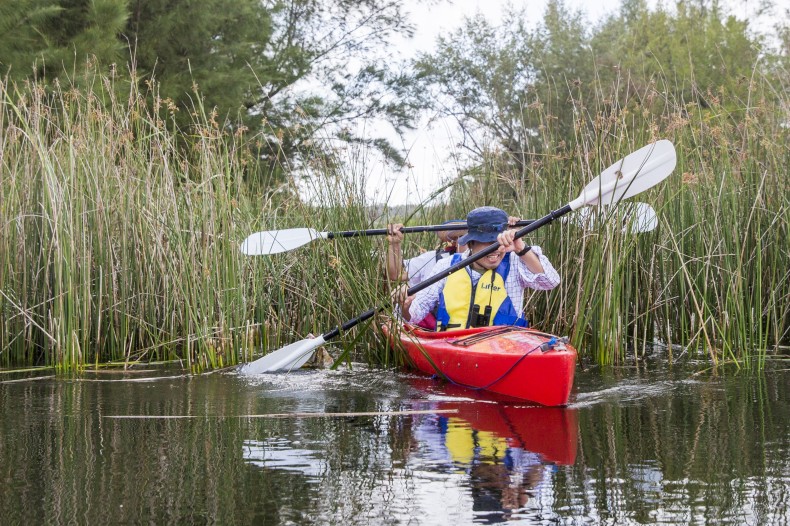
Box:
[1,60,787,371]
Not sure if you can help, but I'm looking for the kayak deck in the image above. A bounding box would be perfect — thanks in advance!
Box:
[384,323,577,406]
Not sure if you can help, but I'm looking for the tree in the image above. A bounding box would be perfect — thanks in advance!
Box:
[414,11,536,171]
[124,0,425,176]
[413,1,592,176]
[529,0,596,144]
[2,0,426,183]
[0,0,128,82]
[593,0,762,110]
[413,0,775,185]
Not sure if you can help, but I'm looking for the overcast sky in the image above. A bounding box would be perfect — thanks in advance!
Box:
[347,0,618,207]
[300,0,780,207]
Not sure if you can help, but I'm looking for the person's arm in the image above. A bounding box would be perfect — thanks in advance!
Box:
[405,258,451,323]
[404,250,440,287]
[394,255,450,322]
[498,220,545,274]
[498,226,560,289]
[508,246,561,290]
[386,223,408,282]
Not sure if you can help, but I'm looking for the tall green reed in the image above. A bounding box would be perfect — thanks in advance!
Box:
[1,59,787,371]
[1,73,275,371]
[459,64,790,366]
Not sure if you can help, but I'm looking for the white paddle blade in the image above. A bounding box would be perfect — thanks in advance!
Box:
[567,202,657,233]
[240,228,325,255]
[571,140,676,210]
[562,202,658,234]
[240,335,327,374]
[626,202,658,232]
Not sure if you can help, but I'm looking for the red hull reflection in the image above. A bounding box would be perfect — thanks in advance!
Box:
[408,376,578,465]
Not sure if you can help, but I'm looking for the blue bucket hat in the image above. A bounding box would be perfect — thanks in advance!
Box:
[458,206,509,245]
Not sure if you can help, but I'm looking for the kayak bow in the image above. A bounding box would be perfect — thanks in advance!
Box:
[383,322,577,407]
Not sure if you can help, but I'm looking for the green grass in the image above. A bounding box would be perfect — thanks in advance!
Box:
[1,65,788,371]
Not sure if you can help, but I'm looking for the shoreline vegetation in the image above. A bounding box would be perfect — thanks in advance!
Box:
[1,66,787,373]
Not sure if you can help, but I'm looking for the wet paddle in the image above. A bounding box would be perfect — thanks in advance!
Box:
[240,203,658,256]
[240,140,676,374]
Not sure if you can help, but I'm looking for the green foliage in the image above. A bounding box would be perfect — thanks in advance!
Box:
[0,0,128,81]
[125,0,269,123]
[0,1,62,79]
[2,0,788,371]
[531,0,596,138]
[595,0,762,110]
[1,62,789,370]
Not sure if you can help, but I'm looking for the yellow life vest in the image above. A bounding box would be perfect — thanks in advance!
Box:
[436,254,527,330]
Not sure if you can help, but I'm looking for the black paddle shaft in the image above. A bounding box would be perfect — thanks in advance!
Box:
[326,219,535,238]
[319,204,572,342]
[405,204,572,296]
[322,308,378,340]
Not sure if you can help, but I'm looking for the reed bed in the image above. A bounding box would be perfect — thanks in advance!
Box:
[0,72,405,372]
[439,66,790,366]
[1,64,788,371]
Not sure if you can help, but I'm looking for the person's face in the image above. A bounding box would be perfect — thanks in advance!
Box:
[468,240,506,270]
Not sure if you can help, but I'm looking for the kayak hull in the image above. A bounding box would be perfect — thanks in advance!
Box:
[384,323,577,407]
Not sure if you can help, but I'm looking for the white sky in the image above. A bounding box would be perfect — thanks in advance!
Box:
[350,0,616,206]
[303,0,783,207]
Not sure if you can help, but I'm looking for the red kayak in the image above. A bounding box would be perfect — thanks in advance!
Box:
[382,322,577,406]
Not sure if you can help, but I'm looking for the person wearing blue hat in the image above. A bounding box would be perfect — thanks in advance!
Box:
[386,219,468,330]
[386,219,467,286]
[399,206,560,330]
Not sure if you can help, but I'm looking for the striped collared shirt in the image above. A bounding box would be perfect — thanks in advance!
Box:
[407,245,560,325]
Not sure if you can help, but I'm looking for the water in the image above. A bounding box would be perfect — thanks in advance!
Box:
[1,360,788,525]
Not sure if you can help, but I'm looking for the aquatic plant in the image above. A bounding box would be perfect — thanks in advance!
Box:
[1,60,787,371]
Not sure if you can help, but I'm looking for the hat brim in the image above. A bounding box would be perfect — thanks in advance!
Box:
[458,231,499,245]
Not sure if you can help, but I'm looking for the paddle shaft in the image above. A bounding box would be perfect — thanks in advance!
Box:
[322,308,379,340]
[319,204,572,341]
[325,219,535,239]
[244,140,676,373]
[406,204,572,296]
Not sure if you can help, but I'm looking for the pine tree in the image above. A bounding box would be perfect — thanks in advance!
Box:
[0,0,128,81]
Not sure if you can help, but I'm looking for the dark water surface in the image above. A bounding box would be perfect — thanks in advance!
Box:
[1,359,788,525]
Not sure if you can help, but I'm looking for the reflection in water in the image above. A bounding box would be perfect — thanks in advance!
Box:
[400,378,579,523]
[243,437,328,477]
[406,404,578,523]
[0,363,788,524]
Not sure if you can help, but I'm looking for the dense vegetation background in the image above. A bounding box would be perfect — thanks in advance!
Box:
[1,0,788,370]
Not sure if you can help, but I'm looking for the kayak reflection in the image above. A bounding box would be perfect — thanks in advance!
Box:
[408,377,578,465]
[407,378,578,520]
